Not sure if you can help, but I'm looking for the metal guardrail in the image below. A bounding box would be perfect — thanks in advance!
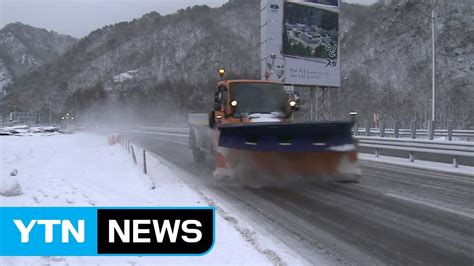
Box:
[108,125,189,136]
[354,120,474,141]
[106,125,474,168]
[355,128,474,140]
[134,126,190,135]
[357,137,474,168]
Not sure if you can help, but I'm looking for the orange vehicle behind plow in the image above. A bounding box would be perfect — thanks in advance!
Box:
[188,78,361,183]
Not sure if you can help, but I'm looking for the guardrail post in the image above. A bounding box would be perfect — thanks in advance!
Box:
[428,120,435,140]
[379,121,385,137]
[447,120,453,141]
[365,120,370,136]
[409,152,415,162]
[453,156,458,168]
[394,120,400,138]
[143,149,147,174]
[375,149,379,158]
[130,145,137,164]
[410,120,416,139]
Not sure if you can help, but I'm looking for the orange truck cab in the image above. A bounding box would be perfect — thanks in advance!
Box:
[209,80,298,127]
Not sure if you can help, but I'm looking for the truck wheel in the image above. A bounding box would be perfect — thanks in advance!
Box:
[335,174,360,183]
[192,148,206,163]
[209,111,215,128]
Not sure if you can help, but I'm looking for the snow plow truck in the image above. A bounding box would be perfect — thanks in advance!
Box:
[188,70,361,183]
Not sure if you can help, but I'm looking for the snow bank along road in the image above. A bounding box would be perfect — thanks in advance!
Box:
[0,133,272,265]
[124,132,474,265]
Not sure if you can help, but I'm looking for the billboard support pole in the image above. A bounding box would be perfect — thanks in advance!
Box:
[316,87,330,121]
[309,86,330,121]
[431,7,436,123]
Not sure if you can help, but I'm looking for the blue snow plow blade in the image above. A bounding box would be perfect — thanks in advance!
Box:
[217,122,355,152]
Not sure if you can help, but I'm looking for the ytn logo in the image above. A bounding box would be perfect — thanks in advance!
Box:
[14,219,85,243]
[0,207,214,256]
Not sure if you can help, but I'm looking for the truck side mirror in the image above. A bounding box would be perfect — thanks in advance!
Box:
[209,111,215,128]
[214,89,223,111]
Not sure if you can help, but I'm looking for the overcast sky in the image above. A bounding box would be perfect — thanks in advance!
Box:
[1,0,377,38]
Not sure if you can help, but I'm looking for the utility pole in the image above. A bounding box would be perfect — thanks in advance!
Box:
[431,4,436,122]
[310,87,315,121]
[48,102,52,125]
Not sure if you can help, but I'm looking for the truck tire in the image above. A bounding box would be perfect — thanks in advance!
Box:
[209,111,215,128]
[190,130,206,163]
[192,147,206,163]
[335,174,360,183]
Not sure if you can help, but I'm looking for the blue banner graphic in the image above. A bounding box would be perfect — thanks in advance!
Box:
[0,207,215,256]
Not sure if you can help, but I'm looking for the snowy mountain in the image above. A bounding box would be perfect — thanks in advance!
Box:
[340,0,473,128]
[1,0,472,127]
[0,1,259,120]
[1,0,365,122]
[0,22,77,96]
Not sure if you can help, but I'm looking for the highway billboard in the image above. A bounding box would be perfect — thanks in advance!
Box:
[261,0,340,87]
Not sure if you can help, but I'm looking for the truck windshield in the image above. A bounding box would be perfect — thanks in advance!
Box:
[230,83,287,117]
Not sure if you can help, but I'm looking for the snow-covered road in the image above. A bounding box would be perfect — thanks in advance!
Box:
[0,133,277,265]
[125,132,474,265]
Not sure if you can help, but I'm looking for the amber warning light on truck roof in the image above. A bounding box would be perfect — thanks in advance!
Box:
[218,68,225,79]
